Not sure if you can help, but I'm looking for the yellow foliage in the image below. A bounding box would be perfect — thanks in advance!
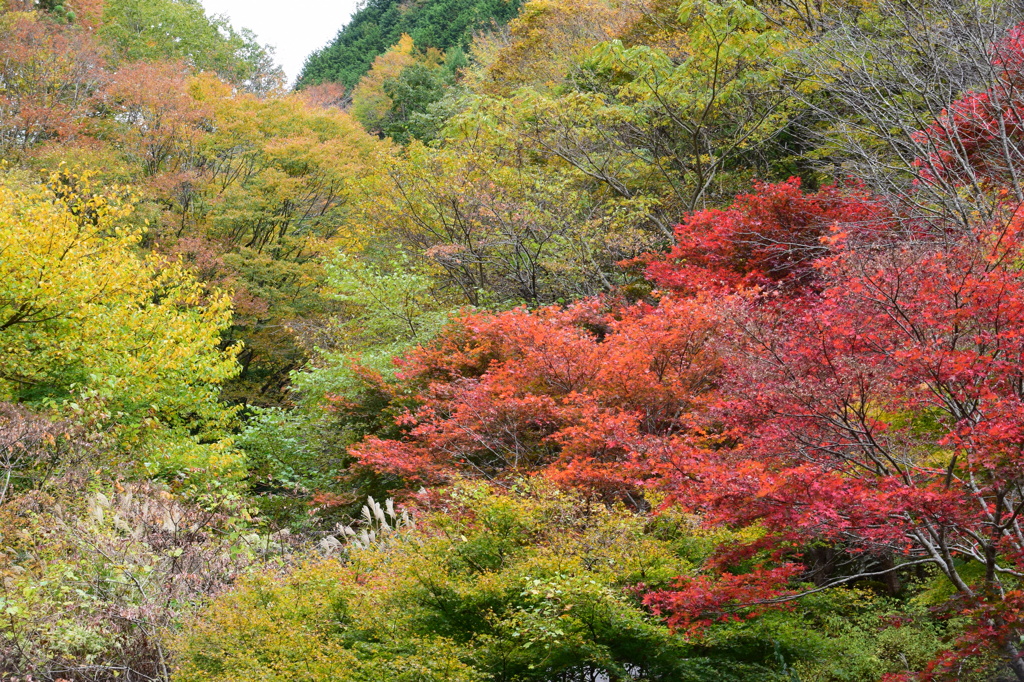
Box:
[478,0,638,95]
[0,169,243,477]
[351,34,419,131]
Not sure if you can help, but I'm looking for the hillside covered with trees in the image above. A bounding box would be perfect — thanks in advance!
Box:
[297,0,521,89]
[4,0,1024,680]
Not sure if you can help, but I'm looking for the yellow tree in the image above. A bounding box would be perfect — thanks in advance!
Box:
[474,0,637,95]
[0,170,242,478]
[155,76,382,404]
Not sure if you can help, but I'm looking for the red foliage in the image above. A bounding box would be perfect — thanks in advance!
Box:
[339,169,1024,672]
[648,214,1024,668]
[913,22,1024,194]
[643,178,892,294]
[350,295,724,498]
[644,564,802,634]
[338,26,1024,673]
[343,180,1024,671]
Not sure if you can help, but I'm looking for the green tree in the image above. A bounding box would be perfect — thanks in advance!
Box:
[100,0,283,93]
[381,62,456,143]
[237,246,456,526]
[177,77,381,405]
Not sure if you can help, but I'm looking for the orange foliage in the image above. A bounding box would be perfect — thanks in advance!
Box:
[350,294,724,499]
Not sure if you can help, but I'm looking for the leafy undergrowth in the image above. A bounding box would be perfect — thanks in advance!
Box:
[175,482,949,682]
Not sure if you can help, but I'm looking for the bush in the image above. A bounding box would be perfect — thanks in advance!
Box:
[175,481,857,682]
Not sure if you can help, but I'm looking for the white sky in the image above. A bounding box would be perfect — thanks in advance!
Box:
[200,1,362,86]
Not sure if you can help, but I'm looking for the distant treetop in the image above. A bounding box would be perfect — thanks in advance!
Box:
[296,0,523,90]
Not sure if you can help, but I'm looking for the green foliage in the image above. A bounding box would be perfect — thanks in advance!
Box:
[790,596,944,681]
[297,0,524,89]
[278,247,455,428]
[346,34,462,142]
[322,250,456,370]
[100,0,283,92]
[525,0,801,216]
[176,482,956,681]
[175,482,800,681]
[592,0,792,196]
[380,63,457,143]
[38,0,76,23]
[236,248,456,526]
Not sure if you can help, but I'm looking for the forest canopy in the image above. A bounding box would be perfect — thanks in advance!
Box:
[4,0,1024,680]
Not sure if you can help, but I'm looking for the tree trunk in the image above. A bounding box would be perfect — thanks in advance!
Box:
[1004,640,1024,682]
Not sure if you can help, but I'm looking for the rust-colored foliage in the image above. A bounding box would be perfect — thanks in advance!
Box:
[102,59,211,176]
[0,12,104,154]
